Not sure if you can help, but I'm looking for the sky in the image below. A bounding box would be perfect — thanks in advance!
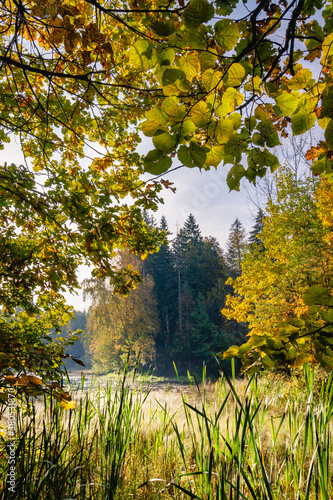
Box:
[143,160,256,243]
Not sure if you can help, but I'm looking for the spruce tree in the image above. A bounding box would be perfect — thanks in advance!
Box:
[181,213,202,242]
[249,209,265,250]
[172,217,228,373]
[225,219,247,277]
[143,216,178,372]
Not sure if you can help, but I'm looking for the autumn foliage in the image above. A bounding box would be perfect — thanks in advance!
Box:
[1,0,333,393]
[223,170,333,374]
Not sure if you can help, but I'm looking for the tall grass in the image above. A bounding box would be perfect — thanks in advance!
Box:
[0,362,332,499]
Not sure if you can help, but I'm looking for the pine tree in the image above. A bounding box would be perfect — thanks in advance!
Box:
[249,209,265,250]
[142,210,158,229]
[225,219,247,277]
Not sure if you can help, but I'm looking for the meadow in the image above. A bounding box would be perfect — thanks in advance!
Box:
[0,362,332,499]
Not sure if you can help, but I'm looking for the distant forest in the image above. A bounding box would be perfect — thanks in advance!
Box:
[63,210,263,376]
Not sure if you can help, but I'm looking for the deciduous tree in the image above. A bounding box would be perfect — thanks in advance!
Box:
[222,168,333,374]
[83,252,159,372]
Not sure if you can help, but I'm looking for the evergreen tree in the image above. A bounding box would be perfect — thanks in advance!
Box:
[172,215,204,367]
[181,214,202,243]
[172,218,228,374]
[143,216,178,372]
[142,210,158,229]
[249,209,265,250]
[225,219,247,277]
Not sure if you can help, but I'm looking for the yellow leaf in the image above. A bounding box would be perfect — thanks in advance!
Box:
[60,400,76,410]
[321,33,333,67]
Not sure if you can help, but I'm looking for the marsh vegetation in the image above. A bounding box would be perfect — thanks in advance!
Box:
[1,362,333,499]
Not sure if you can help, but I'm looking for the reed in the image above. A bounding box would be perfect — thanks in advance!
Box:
[0,361,332,499]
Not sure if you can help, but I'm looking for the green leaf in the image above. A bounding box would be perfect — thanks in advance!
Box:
[215,88,238,117]
[291,109,316,135]
[183,0,214,28]
[162,68,187,86]
[202,69,223,91]
[319,308,333,323]
[320,86,333,119]
[205,145,224,167]
[222,344,240,359]
[321,33,333,66]
[129,40,155,70]
[315,352,333,370]
[261,353,275,369]
[226,163,246,191]
[215,0,238,15]
[215,118,234,144]
[304,20,325,50]
[325,119,333,149]
[156,46,176,66]
[180,119,196,139]
[162,96,186,121]
[189,142,207,167]
[199,51,217,70]
[287,68,314,90]
[152,131,178,153]
[214,20,239,51]
[248,148,279,172]
[142,107,168,137]
[177,145,196,168]
[190,101,210,127]
[254,121,280,147]
[163,79,190,96]
[238,342,252,355]
[312,157,333,176]
[228,112,242,130]
[224,135,242,163]
[262,82,279,97]
[178,54,201,81]
[144,149,172,175]
[274,92,299,116]
[187,25,208,50]
[149,20,175,37]
[224,63,246,87]
[303,285,333,307]
[62,312,71,324]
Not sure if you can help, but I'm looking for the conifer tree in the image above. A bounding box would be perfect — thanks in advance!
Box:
[173,217,228,373]
[225,219,247,277]
[181,214,202,243]
[144,216,178,371]
[248,209,265,250]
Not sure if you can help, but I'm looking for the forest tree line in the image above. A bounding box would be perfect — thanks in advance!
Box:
[65,210,251,376]
[65,163,333,377]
